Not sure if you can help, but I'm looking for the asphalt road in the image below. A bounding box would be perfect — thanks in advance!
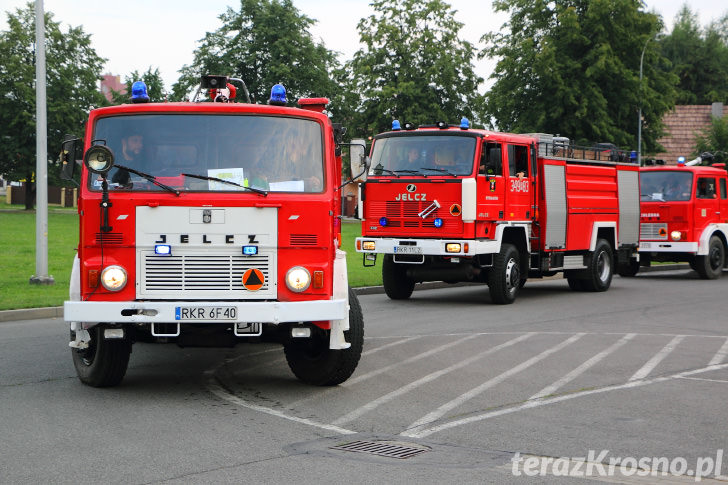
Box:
[2,269,728,484]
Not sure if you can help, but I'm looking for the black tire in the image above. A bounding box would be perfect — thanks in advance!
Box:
[488,243,520,304]
[580,239,614,292]
[71,326,131,387]
[695,235,725,280]
[617,258,640,277]
[284,287,364,386]
[382,255,415,300]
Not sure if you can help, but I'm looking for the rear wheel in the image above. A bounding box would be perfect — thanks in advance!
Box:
[71,325,131,387]
[488,243,520,304]
[617,258,640,277]
[382,255,415,300]
[695,235,724,280]
[284,287,364,386]
[580,239,613,292]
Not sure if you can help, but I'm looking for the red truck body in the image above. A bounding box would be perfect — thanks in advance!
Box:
[61,80,362,387]
[356,125,640,303]
[631,163,728,278]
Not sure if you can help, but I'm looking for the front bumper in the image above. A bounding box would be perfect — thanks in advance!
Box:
[638,241,698,253]
[64,299,348,324]
[355,237,500,256]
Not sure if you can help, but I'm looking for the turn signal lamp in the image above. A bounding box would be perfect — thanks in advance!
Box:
[313,270,324,289]
[362,241,376,251]
[446,243,462,253]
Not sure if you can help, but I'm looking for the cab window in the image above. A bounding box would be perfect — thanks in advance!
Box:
[696,177,717,199]
[480,142,502,176]
[720,178,727,199]
[507,145,529,177]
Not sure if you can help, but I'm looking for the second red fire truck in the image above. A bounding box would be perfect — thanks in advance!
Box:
[356,120,640,304]
[624,155,728,279]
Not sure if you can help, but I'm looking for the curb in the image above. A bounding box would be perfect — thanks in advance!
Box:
[0,264,691,323]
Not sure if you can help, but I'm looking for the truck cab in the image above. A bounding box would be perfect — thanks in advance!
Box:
[631,162,728,279]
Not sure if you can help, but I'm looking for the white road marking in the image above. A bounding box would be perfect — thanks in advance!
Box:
[331,333,534,426]
[629,335,685,381]
[401,362,728,438]
[207,378,356,435]
[362,336,421,356]
[403,333,585,436]
[530,333,636,400]
[708,337,728,366]
[677,376,728,384]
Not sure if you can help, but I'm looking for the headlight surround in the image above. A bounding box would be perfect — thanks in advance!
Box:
[101,265,127,291]
[286,266,311,292]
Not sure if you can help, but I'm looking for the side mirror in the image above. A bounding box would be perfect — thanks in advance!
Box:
[60,135,83,182]
[350,138,369,182]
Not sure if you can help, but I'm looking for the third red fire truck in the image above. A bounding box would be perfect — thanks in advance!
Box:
[355,120,640,304]
[624,155,728,278]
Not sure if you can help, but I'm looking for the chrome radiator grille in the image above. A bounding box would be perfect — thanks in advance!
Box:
[640,222,667,240]
[140,253,273,298]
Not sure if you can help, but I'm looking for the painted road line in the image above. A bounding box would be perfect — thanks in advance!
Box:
[708,337,728,366]
[403,333,585,436]
[629,335,685,381]
[331,333,534,426]
[362,336,421,356]
[401,362,728,439]
[529,333,636,400]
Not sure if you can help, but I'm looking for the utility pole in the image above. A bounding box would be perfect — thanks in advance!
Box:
[30,0,54,286]
[637,33,655,167]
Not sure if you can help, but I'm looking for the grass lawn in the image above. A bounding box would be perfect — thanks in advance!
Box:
[0,205,380,310]
[0,206,79,310]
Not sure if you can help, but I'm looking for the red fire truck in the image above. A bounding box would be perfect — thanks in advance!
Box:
[355,121,640,304]
[60,76,363,387]
[624,157,728,278]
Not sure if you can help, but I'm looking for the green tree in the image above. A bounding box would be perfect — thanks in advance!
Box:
[0,3,106,209]
[110,67,167,104]
[694,116,728,164]
[483,0,677,151]
[659,5,728,104]
[171,0,338,105]
[343,0,484,137]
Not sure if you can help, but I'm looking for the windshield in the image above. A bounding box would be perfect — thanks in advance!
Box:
[369,135,476,176]
[89,114,324,193]
[640,171,693,202]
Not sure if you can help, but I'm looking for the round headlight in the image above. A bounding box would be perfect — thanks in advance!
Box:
[84,145,115,174]
[101,265,127,291]
[285,267,311,292]
[670,231,682,241]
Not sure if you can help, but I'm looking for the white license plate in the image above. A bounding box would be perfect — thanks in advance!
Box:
[394,245,422,254]
[175,306,237,320]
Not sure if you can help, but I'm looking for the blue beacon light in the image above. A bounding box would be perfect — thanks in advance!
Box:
[677,156,686,166]
[131,81,150,103]
[379,217,388,227]
[434,217,443,228]
[392,120,401,131]
[242,245,258,256]
[460,117,470,129]
[154,244,171,255]
[269,84,287,105]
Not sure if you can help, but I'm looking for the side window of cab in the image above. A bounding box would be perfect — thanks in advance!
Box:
[480,142,502,176]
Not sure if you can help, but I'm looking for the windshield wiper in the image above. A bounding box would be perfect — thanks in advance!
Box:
[393,169,422,176]
[181,173,268,196]
[420,167,457,177]
[373,168,400,177]
[115,164,180,196]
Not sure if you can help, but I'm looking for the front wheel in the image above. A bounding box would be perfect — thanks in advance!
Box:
[71,325,131,387]
[695,235,725,280]
[284,287,364,386]
[382,255,415,300]
[488,243,520,304]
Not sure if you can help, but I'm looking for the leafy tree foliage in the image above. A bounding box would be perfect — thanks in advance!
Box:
[483,0,677,151]
[342,0,484,137]
[694,117,728,164]
[171,0,338,105]
[659,6,728,105]
[0,3,106,208]
[110,67,167,104]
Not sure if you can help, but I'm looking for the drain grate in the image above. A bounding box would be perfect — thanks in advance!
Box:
[330,440,431,459]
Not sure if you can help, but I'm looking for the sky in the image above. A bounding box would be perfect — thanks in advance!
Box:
[1,0,727,93]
